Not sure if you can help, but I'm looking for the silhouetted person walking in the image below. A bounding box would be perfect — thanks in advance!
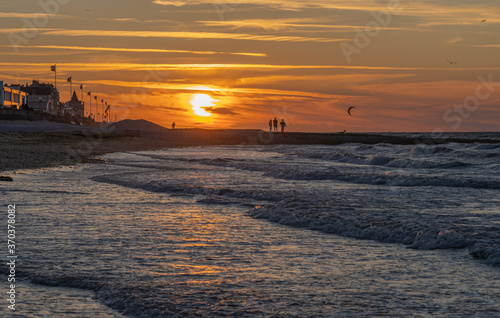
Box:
[273,117,278,132]
[269,119,272,132]
[280,119,287,132]
[172,122,176,129]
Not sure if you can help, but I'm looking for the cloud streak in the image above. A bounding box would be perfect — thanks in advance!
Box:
[3,45,266,57]
[197,19,414,32]
[0,12,68,19]
[445,36,464,45]
[41,29,343,43]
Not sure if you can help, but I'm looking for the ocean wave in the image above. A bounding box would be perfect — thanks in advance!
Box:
[94,146,500,270]
[92,170,500,267]
[386,158,469,169]
[27,274,164,318]
[262,167,500,189]
[365,155,392,166]
[148,156,493,189]
[409,145,455,155]
[470,242,500,266]
[473,143,500,150]
[248,204,500,267]
[92,175,283,202]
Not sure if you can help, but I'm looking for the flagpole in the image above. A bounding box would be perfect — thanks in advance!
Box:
[68,77,72,101]
[95,95,98,123]
[88,92,92,123]
[50,65,57,114]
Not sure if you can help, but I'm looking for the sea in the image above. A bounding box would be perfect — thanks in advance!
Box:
[1,132,499,317]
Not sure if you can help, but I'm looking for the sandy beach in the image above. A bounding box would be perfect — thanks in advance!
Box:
[0,121,175,172]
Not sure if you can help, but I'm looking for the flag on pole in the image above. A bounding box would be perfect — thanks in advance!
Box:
[101,99,103,103]
[94,96,97,100]
[51,65,57,89]
[67,77,72,83]
[87,91,91,96]
[80,84,83,89]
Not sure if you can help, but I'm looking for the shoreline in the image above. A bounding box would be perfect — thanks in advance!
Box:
[1,120,499,174]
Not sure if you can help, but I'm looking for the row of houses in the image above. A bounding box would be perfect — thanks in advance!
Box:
[0,80,84,118]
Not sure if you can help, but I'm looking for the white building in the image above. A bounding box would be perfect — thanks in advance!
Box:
[0,81,28,109]
[22,80,60,114]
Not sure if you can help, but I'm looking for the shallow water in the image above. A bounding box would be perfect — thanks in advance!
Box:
[0,276,123,317]
[1,140,499,317]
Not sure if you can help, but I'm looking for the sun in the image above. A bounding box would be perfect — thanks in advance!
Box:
[189,94,214,117]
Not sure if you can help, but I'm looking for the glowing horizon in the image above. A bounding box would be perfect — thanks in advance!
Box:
[1,0,499,132]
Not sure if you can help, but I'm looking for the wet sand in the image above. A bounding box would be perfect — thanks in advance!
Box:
[0,130,177,172]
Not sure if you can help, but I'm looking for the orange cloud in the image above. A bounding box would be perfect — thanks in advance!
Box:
[42,29,344,43]
[6,45,266,57]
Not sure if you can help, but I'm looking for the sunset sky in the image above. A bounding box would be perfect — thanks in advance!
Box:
[1,0,499,132]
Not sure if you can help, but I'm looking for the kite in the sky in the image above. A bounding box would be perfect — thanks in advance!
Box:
[347,106,355,116]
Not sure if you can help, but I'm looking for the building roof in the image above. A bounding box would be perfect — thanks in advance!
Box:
[71,91,79,102]
[21,86,52,96]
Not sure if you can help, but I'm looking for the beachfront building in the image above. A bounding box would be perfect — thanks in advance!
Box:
[21,80,61,114]
[0,81,28,109]
[65,91,84,118]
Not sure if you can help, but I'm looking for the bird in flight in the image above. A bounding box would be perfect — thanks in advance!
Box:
[481,19,486,22]
[347,106,355,116]
[446,60,458,64]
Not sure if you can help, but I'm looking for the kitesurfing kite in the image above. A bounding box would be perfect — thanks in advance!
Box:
[347,106,355,116]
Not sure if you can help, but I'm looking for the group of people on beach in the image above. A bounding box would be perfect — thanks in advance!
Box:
[269,117,287,132]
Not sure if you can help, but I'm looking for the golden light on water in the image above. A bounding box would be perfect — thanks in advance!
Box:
[190,93,214,117]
